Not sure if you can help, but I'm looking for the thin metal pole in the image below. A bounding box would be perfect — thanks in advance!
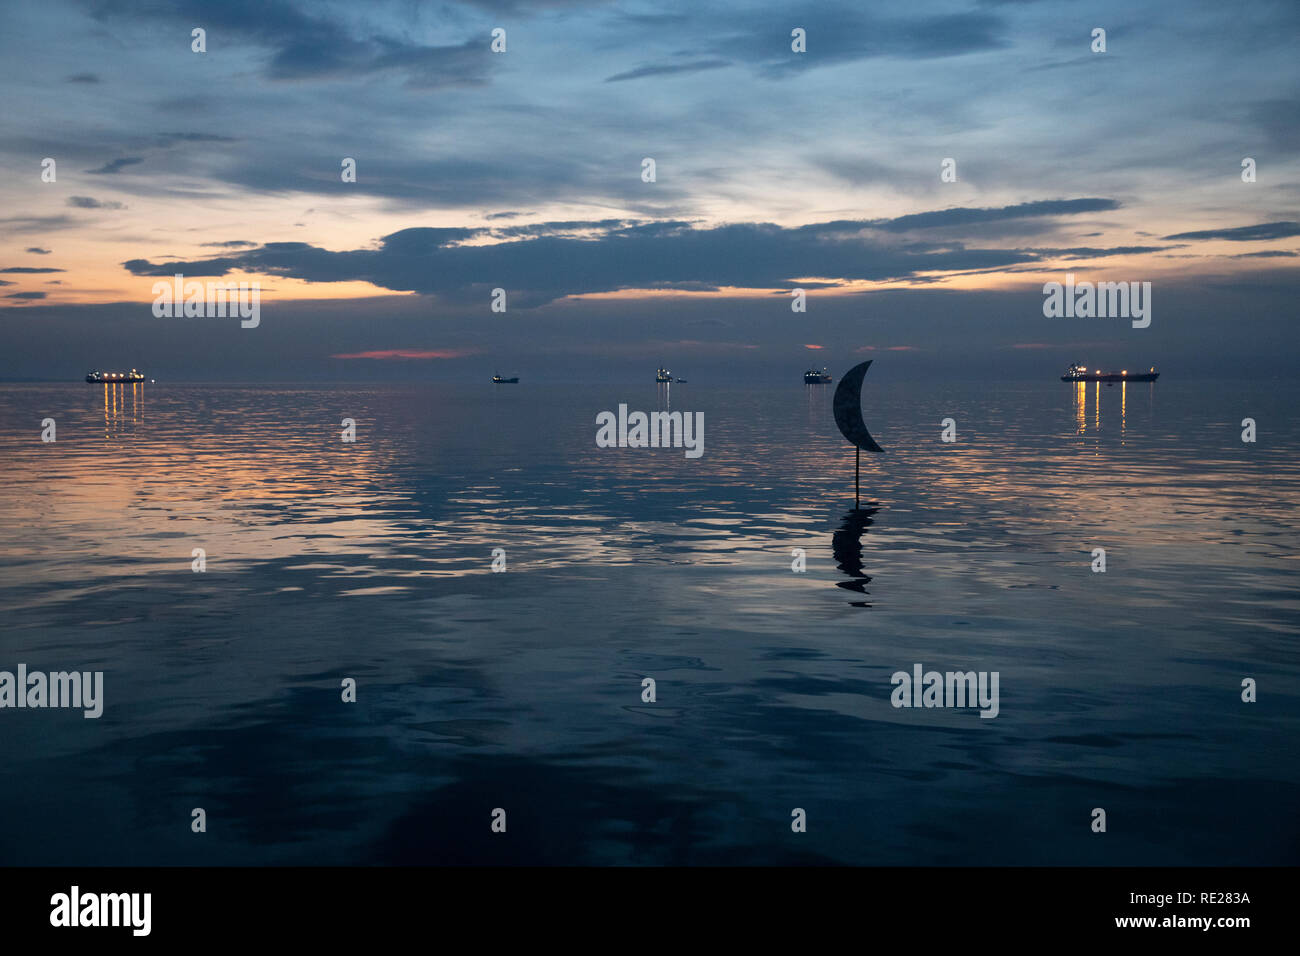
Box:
[855,446,860,509]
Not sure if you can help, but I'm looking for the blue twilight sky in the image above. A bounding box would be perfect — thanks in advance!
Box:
[0,0,1297,381]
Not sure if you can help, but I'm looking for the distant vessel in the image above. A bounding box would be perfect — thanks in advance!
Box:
[86,369,145,383]
[675,378,688,384]
[492,374,519,384]
[804,368,832,384]
[1061,363,1158,383]
[655,367,673,383]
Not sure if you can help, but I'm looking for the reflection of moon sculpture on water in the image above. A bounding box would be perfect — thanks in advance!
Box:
[832,506,878,608]
[832,360,884,453]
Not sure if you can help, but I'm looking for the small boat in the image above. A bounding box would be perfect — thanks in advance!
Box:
[804,368,832,384]
[655,367,673,383]
[1060,363,1158,383]
[86,369,146,383]
[492,375,519,384]
[675,378,688,384]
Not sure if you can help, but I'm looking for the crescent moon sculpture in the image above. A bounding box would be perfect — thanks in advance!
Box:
[832,360,884,453]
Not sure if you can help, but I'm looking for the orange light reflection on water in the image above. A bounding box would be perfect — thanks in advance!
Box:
[1121,381,1127,443]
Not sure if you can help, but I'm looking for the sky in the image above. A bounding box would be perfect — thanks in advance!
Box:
[1,0,1297,382]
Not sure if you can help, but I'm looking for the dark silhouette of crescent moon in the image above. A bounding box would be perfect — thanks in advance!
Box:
[833,360,884,453]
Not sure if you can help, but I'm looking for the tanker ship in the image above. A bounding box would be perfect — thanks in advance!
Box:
[86,369,147,383]
[1061,363,1158,383]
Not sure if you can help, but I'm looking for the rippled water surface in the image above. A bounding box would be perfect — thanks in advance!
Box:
[1,380,1297,864]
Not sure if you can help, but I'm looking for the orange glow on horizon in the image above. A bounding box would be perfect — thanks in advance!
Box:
[2,208,1296,308]
[331,349,477,360]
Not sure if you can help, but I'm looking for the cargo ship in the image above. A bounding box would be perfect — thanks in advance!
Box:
[492,374,519,384]
[1061,363,1158,383]
[804,367,832,384]
[86,369,146,383]
[655,367,673,383]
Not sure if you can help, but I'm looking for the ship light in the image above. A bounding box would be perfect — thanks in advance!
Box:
[1122,370,1127,375]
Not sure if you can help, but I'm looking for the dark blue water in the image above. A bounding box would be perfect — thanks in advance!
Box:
[1,380,1297,864]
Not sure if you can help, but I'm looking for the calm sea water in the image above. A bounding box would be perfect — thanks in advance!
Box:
[0,379,1297,865]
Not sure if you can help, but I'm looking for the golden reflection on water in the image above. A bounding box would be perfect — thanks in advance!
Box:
[103,382,141,438]
[1073,377,1149,441]
[0,380,1276,596]
[1121,380,1127,442]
